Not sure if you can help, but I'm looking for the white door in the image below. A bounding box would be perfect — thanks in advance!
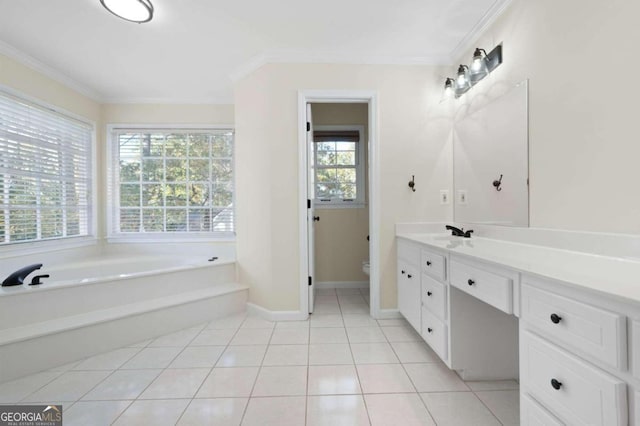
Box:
[307,103,317,313]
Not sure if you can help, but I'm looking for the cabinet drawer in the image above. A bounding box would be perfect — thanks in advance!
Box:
[521,331,627,426]
[521,283,626,370]
[397,239,420,265]
[450,259,513,314]
[421,247,446,281]
[422,274,447,321]
[421,307,448,361]
[397,261,421,332]
[521,394,564,426]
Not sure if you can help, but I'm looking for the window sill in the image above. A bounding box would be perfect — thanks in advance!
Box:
[314,203,368,210]
[0,236,98,259]
[106,233,236,244]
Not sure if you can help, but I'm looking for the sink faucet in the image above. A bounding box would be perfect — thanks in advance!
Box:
[2,264,43,287]
[445,225,474,238]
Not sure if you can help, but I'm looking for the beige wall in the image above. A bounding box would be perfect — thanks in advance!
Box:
[452,0,640,233]
[101,104,234,125]
[235,63,452,311]
[311,103,369,283]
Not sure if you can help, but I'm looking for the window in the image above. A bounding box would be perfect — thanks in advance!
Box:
[0,90,94,246]
[313,127,365,207]
[110,128,234,238]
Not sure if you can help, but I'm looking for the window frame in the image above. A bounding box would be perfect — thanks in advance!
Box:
[0,85,97,255]
[312,125,366,209]
[106,124,235,243]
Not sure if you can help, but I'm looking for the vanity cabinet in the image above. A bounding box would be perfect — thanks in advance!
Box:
[396,240,422,332]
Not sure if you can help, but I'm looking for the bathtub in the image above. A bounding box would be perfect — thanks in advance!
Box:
[0,252,248,383]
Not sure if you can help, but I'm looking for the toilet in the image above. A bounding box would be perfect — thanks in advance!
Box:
[362,260,370,276]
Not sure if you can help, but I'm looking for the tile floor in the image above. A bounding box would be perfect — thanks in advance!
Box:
[0,288,519,425]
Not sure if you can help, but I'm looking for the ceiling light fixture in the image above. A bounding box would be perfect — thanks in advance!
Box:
[443,43,503,99]
[100,0,154,23]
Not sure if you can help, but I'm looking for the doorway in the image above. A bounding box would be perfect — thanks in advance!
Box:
[297,90,380,318]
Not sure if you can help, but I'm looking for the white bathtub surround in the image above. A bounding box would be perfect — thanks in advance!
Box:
[396,223,640,425]
[0,256,247,383]
[0,306,515,425]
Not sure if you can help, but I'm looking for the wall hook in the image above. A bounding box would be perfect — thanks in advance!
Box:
[493,174,503,191]
[408,175,416,192]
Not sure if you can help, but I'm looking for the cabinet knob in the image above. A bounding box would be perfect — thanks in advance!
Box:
[401,270,406,275]
[550,313,562,324]
[407,274,412,278]
[427,328,433,333]
[550,378,563,390]
[467,279,475,286]
[427,291,432,296]
[426,261,432,266]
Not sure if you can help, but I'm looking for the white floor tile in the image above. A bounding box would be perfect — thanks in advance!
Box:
[308,344,354,365]
[336,289,363,295]
[177,398,248,425]
[216,345,267,367]
[404,363,469,392]
[196,367,259,398]
[346,327,387,343]
[73,348,141,371]
[356,364,415,394]
[342,314,379,327]
[64,400,132,426]
[381,326,422,342]
[169,346,225,368]
[120,347,183,369]
[139,368,210,399]
[313,303,342,314]
[0,371,62,403]
[126,339,152,348]
[475,390,520,425]
[82,369,161,400]
[351,343,399,364]
[306,395,369,426]
[47,360,83,372]
[338,295,367,304]
[241,316,276,329]
[339,304,370,314]
[310,327,348,344]
[22,371,111,402]
[241,396,306,426]
[252,366,307,397]
[148,328,201,347]
[230,328,273,345]
[365,393,435,426]
[390,342,441,363]
[420,392,501,426]
[190,329,236,346]
[307,365,361,395]
[465,380,519,391]
[270,328,309,344]
[206,315,246,330]
[276,320,310,329]
[376,318,408,327]
[316,289,337,296]
[113,398,190,426]
[310,314,344,328]
[263,345,308,366]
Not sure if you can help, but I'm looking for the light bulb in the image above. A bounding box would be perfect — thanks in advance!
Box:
[469,48,489,81]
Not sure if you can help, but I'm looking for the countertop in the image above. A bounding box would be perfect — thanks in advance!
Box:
[397,232,640,306]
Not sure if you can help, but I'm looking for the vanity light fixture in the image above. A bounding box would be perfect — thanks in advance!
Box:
[443,78,455,99]
[100,0,154,23]
[443,43,503,99]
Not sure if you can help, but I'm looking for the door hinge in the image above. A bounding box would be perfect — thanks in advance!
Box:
[308,276,312,286]
[307,199,311,209]
[306,122,311,132]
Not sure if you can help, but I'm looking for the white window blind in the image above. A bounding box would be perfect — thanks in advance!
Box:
[0,91,93,245]
[111,129,234,238]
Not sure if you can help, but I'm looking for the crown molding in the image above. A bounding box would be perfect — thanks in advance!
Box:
[0,39,105,102]
[448,0,515,64]
[229,49,451,83]
[102,95,234,105]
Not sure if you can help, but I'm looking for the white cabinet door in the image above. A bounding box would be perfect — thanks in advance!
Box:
[397,261,420,333]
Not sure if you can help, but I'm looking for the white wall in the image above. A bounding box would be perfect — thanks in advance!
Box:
[235,63,452,311]
[452,0,640,233]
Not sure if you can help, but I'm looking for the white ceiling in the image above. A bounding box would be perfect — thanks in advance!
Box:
[0,0,508,103]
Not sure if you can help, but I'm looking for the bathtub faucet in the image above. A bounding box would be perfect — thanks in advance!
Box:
[2,264,43,287]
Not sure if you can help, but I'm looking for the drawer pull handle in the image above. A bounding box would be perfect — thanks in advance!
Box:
[427,291,433,296]
[407,274,413,278]
[550,313,562,324]
[550,379,563,390]
[426,261,432,266]
[401,270,406,275]
[467,279,475,286]
[427,327,433,333]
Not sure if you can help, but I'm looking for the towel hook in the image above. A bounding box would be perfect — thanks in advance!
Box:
[408,175,416,192]
[493,174,503,191]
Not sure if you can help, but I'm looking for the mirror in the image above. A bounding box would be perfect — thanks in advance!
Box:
[453,80,529,226]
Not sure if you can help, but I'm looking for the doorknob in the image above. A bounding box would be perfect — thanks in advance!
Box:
[313,216,320,222]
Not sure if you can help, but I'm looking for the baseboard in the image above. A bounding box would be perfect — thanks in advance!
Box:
[246,302,308,321]
[375,309,402,319]
[316,281,369,289]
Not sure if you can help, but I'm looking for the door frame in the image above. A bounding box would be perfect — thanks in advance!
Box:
[297,90,381,318]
